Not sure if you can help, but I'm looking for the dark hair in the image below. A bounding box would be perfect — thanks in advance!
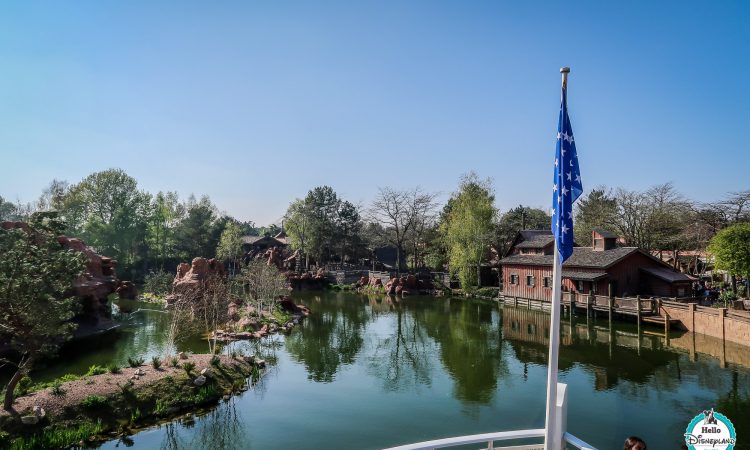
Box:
[623,436,647,450]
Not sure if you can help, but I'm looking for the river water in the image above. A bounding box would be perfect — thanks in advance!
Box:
[37,292,749,450]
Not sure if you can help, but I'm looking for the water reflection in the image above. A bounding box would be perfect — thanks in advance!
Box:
[91,293,750,450]
[285,293,371,382]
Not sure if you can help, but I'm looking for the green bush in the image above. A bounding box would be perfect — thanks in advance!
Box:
[182,362,196,376]
[50,380,65,396]
[86,365,107,376]
[107,364,121,374]
[169,356,180,368]
[13,375,32,397]
[143,270,173,296]
[210,355,221,367]
[81,395,108,409]
[151,356,162,370]
[127,357,145,368]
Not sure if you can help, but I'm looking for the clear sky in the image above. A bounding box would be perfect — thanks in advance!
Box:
[1,1,748,225]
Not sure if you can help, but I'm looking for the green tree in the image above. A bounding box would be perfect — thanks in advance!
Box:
[573,188,618,246]
[708,223,750,294]
[60,169,151,277]
[335,200,364,265]
[216,220,244,276]
[495,205,549,256]
[174,195,219,259]
[147,191,184,270]
[443,174,497,288]
[0,215,87,410]
[285,199,314,270]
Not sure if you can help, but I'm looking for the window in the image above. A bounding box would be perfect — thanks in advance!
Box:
[510,274,519,285]
[526,275,535,287]
[592,282,598,294]
[543,276,551,288]
[577,280,585,292]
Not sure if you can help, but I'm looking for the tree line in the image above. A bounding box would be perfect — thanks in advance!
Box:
[2,169,748,289]
[0,169,277,281]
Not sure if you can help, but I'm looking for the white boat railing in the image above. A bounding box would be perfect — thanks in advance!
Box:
[382,383,597,450]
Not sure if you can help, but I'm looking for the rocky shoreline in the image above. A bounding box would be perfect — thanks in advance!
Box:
[0,354,262,449]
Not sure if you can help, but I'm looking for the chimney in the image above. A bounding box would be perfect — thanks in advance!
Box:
[592,229,617,251]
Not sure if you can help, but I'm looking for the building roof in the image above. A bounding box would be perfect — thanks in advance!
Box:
[519,230,553,240]
[561,271,608,281]
[592,228,618,239]
[640,266,695,283]
[241,235,286,246]
[515,234,555,249]
[500,246,640,269]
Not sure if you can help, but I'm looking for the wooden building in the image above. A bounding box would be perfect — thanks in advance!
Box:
[499,229,695,301]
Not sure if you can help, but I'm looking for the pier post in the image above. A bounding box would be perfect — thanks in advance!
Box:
[636,295,642,335]
[570,291,576,317]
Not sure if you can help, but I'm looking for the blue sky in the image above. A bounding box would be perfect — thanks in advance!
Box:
[1,1,748,225]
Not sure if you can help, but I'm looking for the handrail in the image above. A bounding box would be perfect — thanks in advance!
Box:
[564,432,597,450]
[382,428,545,450]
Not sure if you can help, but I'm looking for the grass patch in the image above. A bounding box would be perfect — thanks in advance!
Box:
[108,363,121,374]
[9,420,103,450]
[86,365,107,376]
[182,362,196,376]
[151,356,162,370]
[81,395,108,410]
[127,357,145,368]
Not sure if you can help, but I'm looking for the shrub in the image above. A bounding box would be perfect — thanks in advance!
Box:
[50,380,66,396]
[107,363,121,374]
[127,357,145,368]
[14,375,33,397]
[230,350,238,359]
[81,395,108,409]
[151,356,163,370]
[86,365,107,376]
[182,361,196,376]
[210,355,221,367]
[169,356,180,368]
[142,270,173,296]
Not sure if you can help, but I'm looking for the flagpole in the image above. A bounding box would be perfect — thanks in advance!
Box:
[544,66,569,450]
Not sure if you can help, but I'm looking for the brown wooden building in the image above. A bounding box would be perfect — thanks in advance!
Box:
[500,229,695,301]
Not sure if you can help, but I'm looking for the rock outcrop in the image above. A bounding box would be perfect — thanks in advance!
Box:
[1,221,124,328]
[168,257,227,303]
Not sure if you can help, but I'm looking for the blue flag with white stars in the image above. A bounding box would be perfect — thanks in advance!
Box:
[551,81,582,264]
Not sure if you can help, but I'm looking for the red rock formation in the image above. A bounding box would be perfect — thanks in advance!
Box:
[2,221,121,327]
[168,257,227,302]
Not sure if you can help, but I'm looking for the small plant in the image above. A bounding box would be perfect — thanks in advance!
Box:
[117,380,135,399]
[108,363,121,374]
[130,407,142,424]
[182,361,196,376]
[210,355,221,367]
[127,356,145,368]
[170,356,180,368]
[86,365,107,376]
[151,356,162,370]
[81,394,108,409]
[230,350,238,359]
[14,375,33,397]
[50,380,66,396]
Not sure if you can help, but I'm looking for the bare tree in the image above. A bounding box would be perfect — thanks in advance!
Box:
[240,260,288,317]
[369,187,438,274]
[177,275,233,355]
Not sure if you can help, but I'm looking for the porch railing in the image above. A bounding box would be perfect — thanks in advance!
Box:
[382,383,597,450]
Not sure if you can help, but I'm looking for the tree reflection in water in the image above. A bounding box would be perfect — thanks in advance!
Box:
[284,293,371,382]
[158,400,245,450]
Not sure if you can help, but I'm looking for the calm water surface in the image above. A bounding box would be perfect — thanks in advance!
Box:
[38,292,750,450]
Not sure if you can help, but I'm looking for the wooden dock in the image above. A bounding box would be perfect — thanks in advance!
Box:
[496,292,698,333]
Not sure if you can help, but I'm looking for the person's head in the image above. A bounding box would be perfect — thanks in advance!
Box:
[623,436,647,450]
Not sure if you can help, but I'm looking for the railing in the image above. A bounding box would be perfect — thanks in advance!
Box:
[382,383,597,450]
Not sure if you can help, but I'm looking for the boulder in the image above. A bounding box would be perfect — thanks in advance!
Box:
[200,368,211,377]
[20,415,39,425]
[193,375,207,386]
[179,352,188,360]
[116,281,138,300]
